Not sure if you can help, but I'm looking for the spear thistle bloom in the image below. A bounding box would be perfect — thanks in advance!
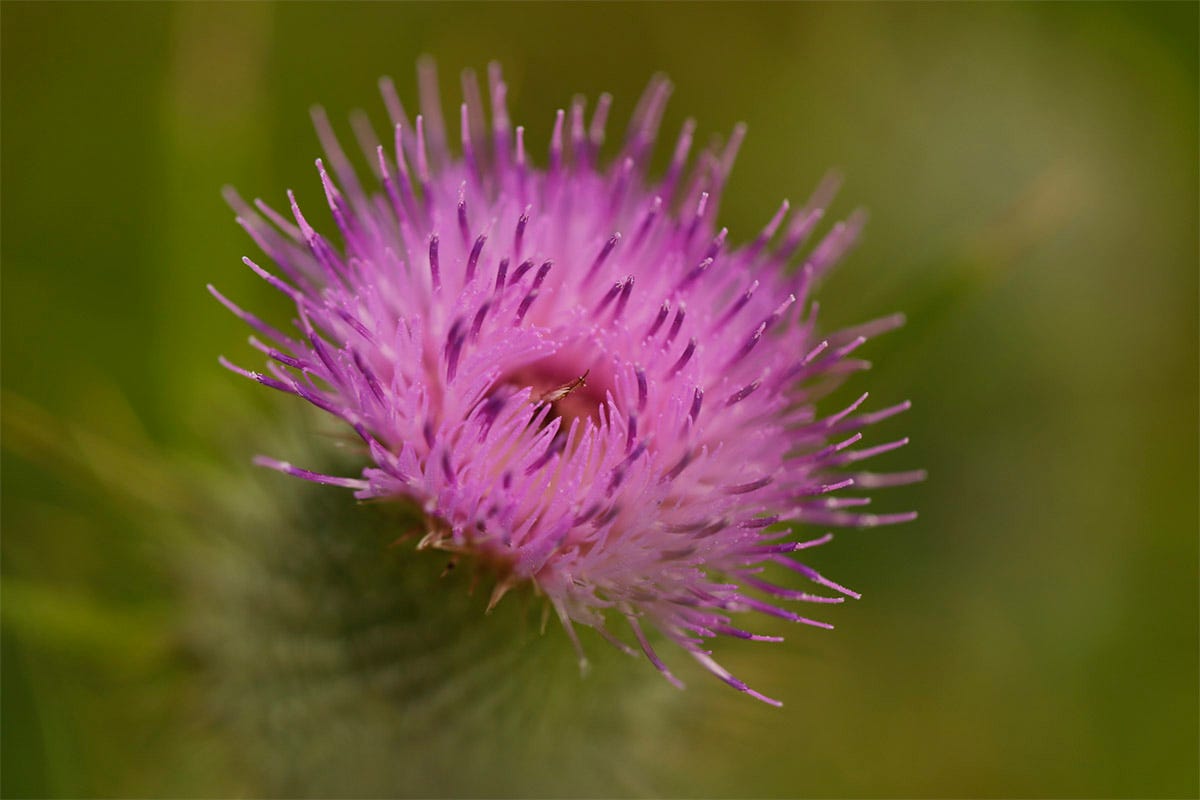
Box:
[212,62,920,706]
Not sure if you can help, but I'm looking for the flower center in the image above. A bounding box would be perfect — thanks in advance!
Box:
[504,363,607,426]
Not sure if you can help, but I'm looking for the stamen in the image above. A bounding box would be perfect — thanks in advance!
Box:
[667,338,697,378]
[612,276,635,322]
[494,256,509,293]
[645,300,670,339]
[466,234,487,282]
[725,380,761,406]
[632,197,663,250]
[428,233,441,291]
[584,232,621,286]
[664,304,686,348]
[457,182,471,244]
[513,207,529,258]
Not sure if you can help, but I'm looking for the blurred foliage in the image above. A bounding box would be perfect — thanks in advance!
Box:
[190,414,679,797]
[2,2,1197,797]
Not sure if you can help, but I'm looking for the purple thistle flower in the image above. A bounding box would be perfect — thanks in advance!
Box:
[213,61,921,706]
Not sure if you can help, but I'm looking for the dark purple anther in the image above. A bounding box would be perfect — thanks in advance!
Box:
[511,258,536,285]
[725,380,761,406]
[494,256,509,293]
[664,305,686,348]
[595,281,622,316]
[466,234,486,282]
[612,276,634,322]
[689,387,703,422]
[457,184,471,244]
[444,317,466,381]
[676,257,713,292]
[632,197,662,250]
[513,208,529,257]
[645,301,670,339]
[584,232,621,286]
[428,233,441,291]
[668,337,697,378]
[515,289,540,325]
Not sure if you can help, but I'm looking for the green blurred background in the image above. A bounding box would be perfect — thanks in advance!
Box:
[3,2,1197,797]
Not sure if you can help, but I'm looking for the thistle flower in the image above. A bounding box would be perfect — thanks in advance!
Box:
[212,61,920,706]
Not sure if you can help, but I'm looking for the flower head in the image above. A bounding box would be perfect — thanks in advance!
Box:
[213,61,920,705]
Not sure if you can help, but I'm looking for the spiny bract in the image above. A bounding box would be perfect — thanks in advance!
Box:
[213,61,921,705]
